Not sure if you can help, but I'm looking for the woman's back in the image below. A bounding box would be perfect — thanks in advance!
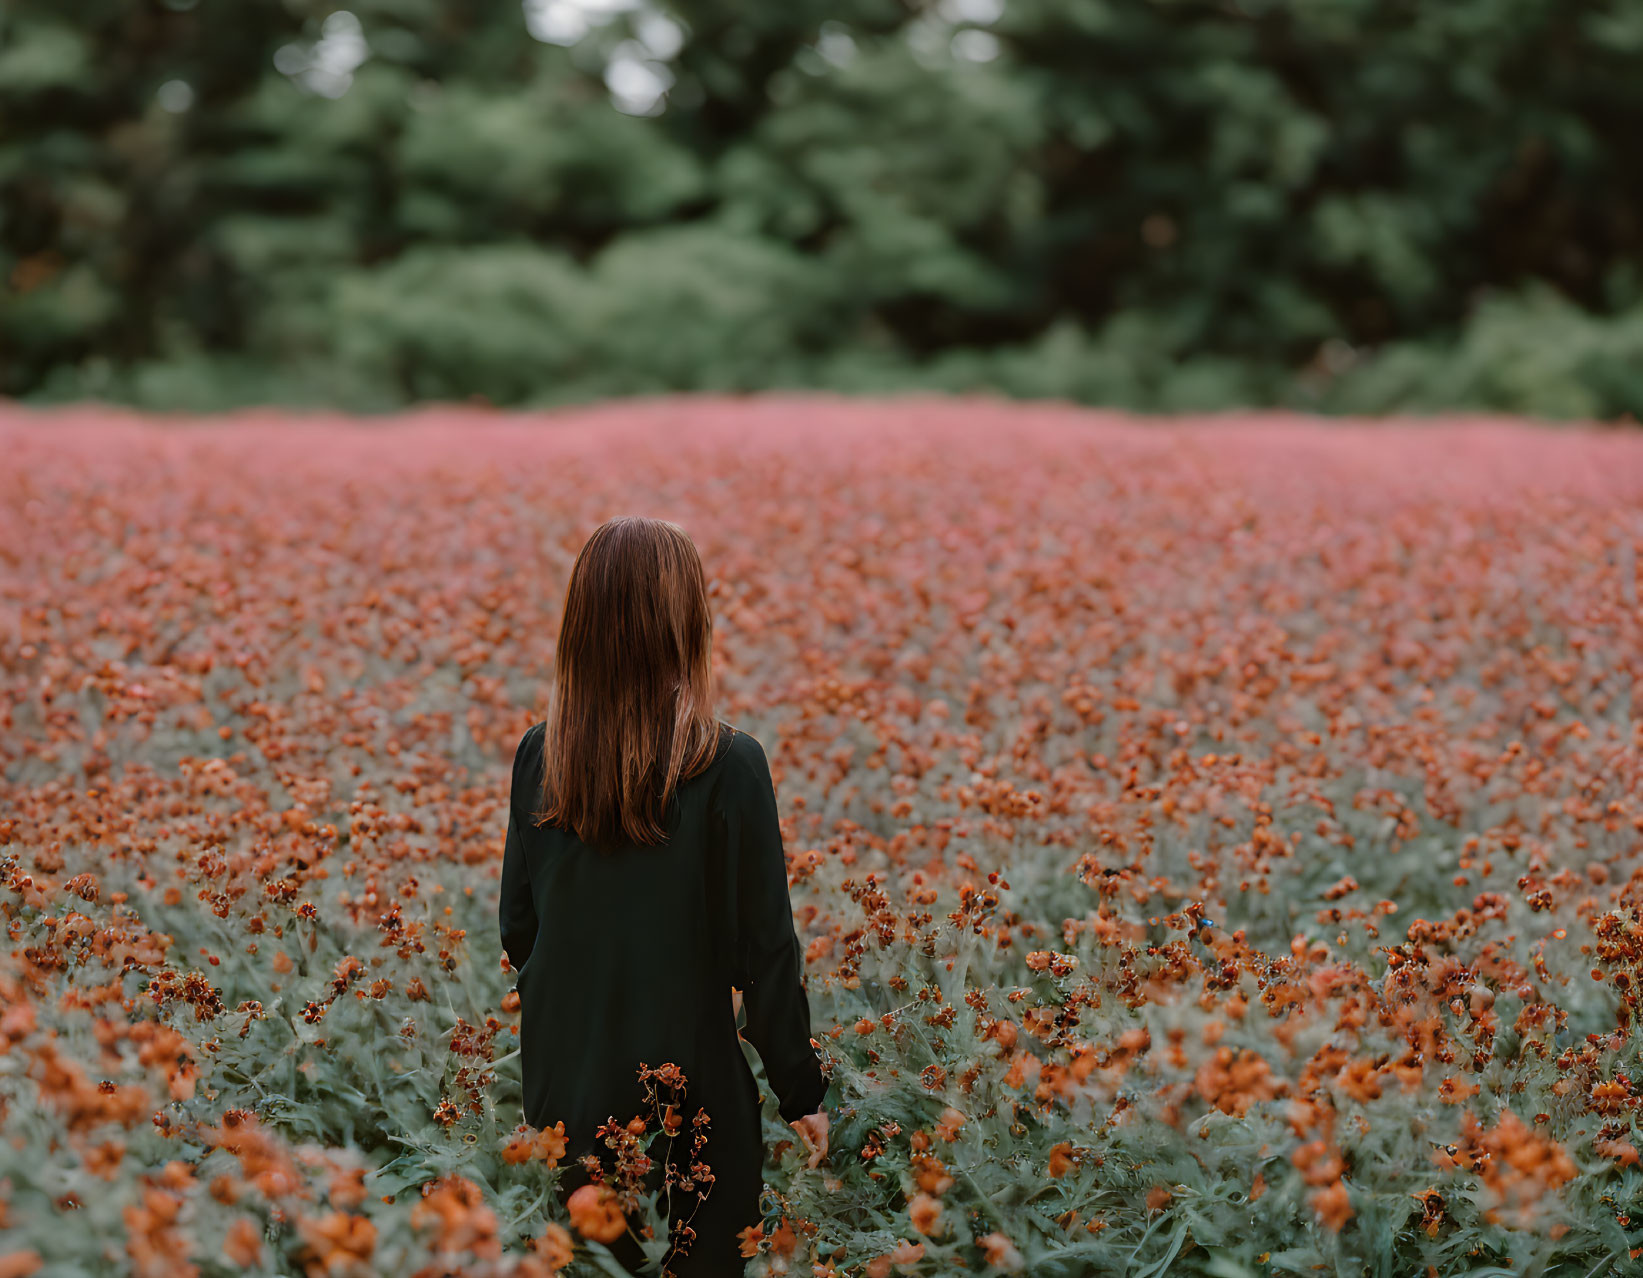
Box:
[499,716,826,1273]
[502,717,740,1139]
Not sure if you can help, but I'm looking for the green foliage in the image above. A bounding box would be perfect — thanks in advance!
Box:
[1320,286,1643,420]
[4,0,1643,417]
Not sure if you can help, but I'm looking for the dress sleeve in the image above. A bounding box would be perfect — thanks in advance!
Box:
[719,733,828,1122]
[498,725,541,977]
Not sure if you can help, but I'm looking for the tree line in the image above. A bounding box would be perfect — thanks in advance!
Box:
[4,0,1642,418]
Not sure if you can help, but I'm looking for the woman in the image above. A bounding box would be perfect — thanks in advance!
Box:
[498,515,831,1277]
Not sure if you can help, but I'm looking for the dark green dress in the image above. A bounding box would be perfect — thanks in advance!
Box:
[498,719,828,1276]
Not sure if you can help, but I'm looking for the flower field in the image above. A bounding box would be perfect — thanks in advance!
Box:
[3,395,1643,1278]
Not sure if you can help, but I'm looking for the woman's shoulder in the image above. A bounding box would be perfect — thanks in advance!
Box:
[515,720,547,765]
[511,721,547,798]
[707,721,772,791]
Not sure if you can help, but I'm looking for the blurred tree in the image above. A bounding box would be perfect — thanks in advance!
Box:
[2,0,1642,417]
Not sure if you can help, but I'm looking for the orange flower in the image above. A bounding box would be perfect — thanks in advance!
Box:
[1411,1188,1446,1239]
[768,1216,799,1258]
[222,1218,263,1267]
[1118,1028,1151,1054]
[737,1221,766,1258]
[1292,1139,1345,1186]
[1002,1050,1040,1088]
[410,1175,500,1258]
[934,1107,966,1142]
[1195,1047,1285,1116]
[535,1121,569,1166]
[979,1232,1024,1271]
[531,1222,576,1271]
[882,1239,926,1273]
[329,1167,368,1209]
[1311,1180,1352,1231]
[296,1211,377,1276]
[1331,1059,1382,1105]
[121,1187,195,1278]
[84,1140,125,1180]
[1590,1079,1631,1115]
[566,1183,626,1244]
[913,1155,954,1195]
[908,1192,944,1236]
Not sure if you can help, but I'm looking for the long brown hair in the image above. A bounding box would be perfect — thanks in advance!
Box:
[534,516,722,850]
